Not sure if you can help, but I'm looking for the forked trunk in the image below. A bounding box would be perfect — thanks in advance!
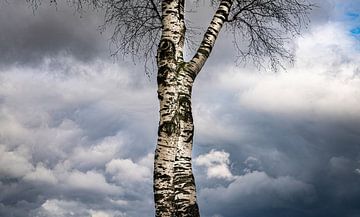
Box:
[154,40,199,216]
[153,0,233,216]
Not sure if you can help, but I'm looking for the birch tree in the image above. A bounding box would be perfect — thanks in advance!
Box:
[28,0,313,216]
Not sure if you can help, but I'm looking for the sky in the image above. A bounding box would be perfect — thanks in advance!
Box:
[0,0,360,217]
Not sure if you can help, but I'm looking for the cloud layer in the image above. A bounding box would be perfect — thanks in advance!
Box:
[1,0,360,217]
[0,56,157,217]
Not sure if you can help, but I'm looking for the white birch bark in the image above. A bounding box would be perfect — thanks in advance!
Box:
[154,1,233,216]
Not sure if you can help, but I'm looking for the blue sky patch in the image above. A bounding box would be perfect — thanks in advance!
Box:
[351,27,360,35]
[346,12,360,20]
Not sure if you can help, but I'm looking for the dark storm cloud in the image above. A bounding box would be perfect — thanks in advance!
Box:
[0,0,108,67]
[193,108,360,217]
[1,0,360,217]
[191,22,360,216]
[192,112,360,217]
[195,116,360,217]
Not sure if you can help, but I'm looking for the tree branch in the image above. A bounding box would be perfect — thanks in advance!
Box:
[149,0,162,21]
[227,0,313,70]
[188,0,233,76]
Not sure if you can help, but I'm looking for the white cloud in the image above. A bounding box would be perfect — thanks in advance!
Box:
[64,170,121,194]
[109,198,128,206]
[106,158,151,183]
[25,119,85,161]
[195,150,234,180]
[138,153,154,169]
[214,22,360,122]
[243,156,262,173]
[0,145,33,178]
[195,149,230,167]
[36,199,87,217]
[238,72,360,120]
[207,164,233,180]
[69,133,125,169]
[90,210,113,217]
[193,103,242,143]
[35,199,127,217]
[0,111,31,149]
[23,163,58,185]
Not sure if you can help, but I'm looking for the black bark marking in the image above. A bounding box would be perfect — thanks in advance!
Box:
[157,66,169,86]
[159,39,175,60]
[154,172,172,181]
[183,128,194,143]
[158,121,178,136]
[157,91,164,101]
[174,203,200,217]
[178,96,192,122]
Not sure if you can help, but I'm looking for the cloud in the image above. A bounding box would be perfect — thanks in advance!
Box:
[195,151,317,217]
[33,199,127,217]
[191,20,360,217]
[90,210,117,217]
[0,0,108,67]
[355,169,360,175]
[199,171,316,217]
[106,158,152,183]
[193,103,243,144]
[243,156,263,173]
[0,146,33,178]
[195,149,234,180]
[23,163,58,185]
[1,1,360,217]
[68,133,125,169]
[0,56,156,217]
[211,22,360,123]
[63,170,121,194]
[35,199,85,217]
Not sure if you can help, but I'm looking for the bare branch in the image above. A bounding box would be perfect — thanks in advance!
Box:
[150,0,162,21]
[227,0,314,70]
[26,0,162,74]
[26,0,314,73]
[188,0,233,75]
[101,0,162,74]
[26,0,103,12]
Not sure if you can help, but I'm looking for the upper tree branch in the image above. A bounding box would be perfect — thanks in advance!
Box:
[150,0,162,21]
[227,0,314,70]
[188,0,233,76]
[103,0,162,74]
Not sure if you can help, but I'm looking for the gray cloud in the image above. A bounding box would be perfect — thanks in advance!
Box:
[0,56,157,217]
[0,0,108,68]
[199,170,316,217]
[1,0,360,217]
[190,20,360,217]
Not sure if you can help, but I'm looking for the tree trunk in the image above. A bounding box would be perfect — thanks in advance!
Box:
[153,0,232,216]
[154,41,199,216]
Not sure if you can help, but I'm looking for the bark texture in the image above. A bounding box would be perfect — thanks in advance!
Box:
[154,1,233,216]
